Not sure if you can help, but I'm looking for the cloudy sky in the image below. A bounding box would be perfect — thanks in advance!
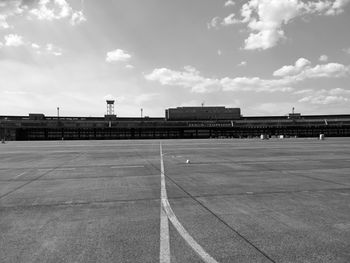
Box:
[1,0,350,117]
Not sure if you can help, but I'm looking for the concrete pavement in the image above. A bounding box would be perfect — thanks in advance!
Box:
[1,138,350,262]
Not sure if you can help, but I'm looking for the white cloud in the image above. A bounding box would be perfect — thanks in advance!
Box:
[210,0,350,50]
[145,66,290,93]
[293,89,313,95]
[217,49,222,56]
[125,64,134,69]
[4,34,24,46]
[2,35,63,56]
[46,43,63,56]
[319,55,328,62]
[242,0,304,50]
[70,10,86,25]
[29,0,86,25]
[244,29,285,50]
[0,16,10,29]
[145,59,350,94]
[222,13,240,26]
[299,95,348,104]
[46,43,53,50]
[207,16,221,29]
[273,58,311,77]
[106,49,131,63]
[0,0,86,28]
[295,88,350,96]
[343,47,350,54]
[220,76,292,92]
[328,88,350,95]
[298,87,350,105]
[0,0,25,29]
[324,0,350,15]
[145,66,221,93]
[31,43,40,49]
[238,61,247,66]
[208,14,239,28]
[225,0,236,7]
[296,63,349,79]
[274,58,349,80]
[30,0,67,20]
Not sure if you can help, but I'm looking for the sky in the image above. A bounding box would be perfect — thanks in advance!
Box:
[1,0,350,117]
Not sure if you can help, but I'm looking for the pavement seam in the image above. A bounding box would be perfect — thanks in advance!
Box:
[0,152,86,200]
[0,173,159,182]
[2,186,349,209]
[0,163,146,170]
[282,171,350,187]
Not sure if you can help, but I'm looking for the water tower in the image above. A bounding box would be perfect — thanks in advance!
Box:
[106,100,115,115]
[105,100,117,121]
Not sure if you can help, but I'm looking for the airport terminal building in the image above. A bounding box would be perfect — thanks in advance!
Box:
[1,106,350,140]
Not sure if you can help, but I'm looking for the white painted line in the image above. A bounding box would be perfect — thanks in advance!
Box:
[110,165,144,169]
[14,172,26,178]
[159,143,219,263]
[160,204,171,263]
[160,144,168,201]
[160,143,171,263]
[162,199,219,263]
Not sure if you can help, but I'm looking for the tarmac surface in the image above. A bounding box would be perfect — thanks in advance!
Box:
[0,138,350,263]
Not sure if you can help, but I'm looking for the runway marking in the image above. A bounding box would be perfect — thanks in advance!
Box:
[159,143,219,263]
[160,143,170,263]
[160,204,170,263]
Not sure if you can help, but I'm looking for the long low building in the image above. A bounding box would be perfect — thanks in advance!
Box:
[1,107,350,140]
[165,106,241,120]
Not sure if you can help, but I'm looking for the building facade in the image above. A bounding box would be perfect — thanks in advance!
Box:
[1,109,350,140]
[165,107,241,120]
